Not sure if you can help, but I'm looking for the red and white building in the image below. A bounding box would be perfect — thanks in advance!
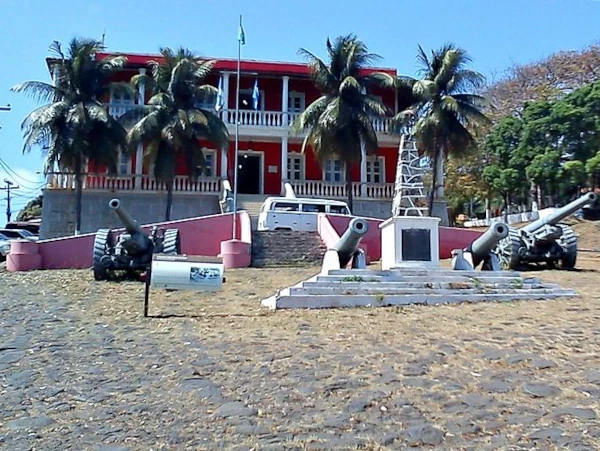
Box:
[43,52,403,237]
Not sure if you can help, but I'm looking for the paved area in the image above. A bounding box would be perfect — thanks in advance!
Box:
[1,258,600,450]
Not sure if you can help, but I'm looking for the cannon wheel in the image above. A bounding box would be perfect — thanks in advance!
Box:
[497,227,522,270]
[162,229,181,255]
[93,228,113,281]
[557,224,577,269]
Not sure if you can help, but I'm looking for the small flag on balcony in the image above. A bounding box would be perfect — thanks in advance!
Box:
[215,77,224,112]
[252,79,260,110]
[238,16,246,45]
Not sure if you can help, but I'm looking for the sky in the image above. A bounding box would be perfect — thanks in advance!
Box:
[0,0,599,220]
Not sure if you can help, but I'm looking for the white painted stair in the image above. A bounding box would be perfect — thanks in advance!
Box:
[261,268,577,309]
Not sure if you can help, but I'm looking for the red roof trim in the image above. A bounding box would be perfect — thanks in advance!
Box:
[93,51,398,77]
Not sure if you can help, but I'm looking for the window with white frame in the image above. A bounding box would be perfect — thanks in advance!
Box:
[110,90,135,118]
[288,92,305,113]
[324,159,343,182]
[366,156,385,183]
[195,91,217,110]
[199,150,216,177]
[287,153,304,181]
[117,151,130,175]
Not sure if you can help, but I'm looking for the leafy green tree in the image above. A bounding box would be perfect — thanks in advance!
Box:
[122,47,229,220]
[12,38,127,235]
[16,196,43,221]
[393,44,490,217]
[586,151,600,188]
[291,35,394,210]
[526,150,562,205]
[561,160,587,199]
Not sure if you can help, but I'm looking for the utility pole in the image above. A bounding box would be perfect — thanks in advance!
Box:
[1,179,19,223]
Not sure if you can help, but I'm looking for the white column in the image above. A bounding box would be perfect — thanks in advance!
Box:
[435,149,444,199]
[220,144,228,179]
[222,72,230,122]
[360,142,367,197]
[135,68,146,189]
[282,76,289,126]
[281,136,288,193]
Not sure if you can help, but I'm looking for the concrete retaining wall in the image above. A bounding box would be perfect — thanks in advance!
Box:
[41,190,221,239]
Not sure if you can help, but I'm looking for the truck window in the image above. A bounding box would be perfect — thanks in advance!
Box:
[301,204,326,213]
[272,202,299,212]
[330,205,349,214]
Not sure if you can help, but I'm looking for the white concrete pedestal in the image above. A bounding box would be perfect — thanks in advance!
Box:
[379,216,440,270]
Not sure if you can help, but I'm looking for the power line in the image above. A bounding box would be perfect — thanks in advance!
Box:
[0,157,44,185]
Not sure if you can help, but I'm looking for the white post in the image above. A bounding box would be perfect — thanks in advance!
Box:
[281,136,288,194]
[435,150,444,199]
[282,76,289,126]
[220,144,228,179]
[360,142,367,197]
[222,72,230,122]
[135,68,146,189]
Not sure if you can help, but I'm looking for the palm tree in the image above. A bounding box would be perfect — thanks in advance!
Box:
[121,47,229,221]
[393,44,490,218]
[291,35,395,211]
[12,38,127,235]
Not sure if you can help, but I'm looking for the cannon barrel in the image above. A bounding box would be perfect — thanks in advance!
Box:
[332,218,369,267]
[109,198,145,235]
[522,192,597,233]
[467,222,509,267]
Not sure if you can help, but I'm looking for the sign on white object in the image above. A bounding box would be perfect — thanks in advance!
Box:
[150,255,224,292]
[379,216,440,270]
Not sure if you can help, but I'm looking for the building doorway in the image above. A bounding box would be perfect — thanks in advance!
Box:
[237,153,262,194]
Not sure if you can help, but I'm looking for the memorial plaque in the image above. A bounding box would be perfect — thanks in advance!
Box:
[402,229,431,261]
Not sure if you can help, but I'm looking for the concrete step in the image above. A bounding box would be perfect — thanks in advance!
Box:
[327,269,523,278]
[292,284,561,294]
[262,290,577,309]
[314,275,528,284]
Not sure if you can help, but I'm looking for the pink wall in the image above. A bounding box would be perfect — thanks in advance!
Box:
[322,214,484,260]
[35,212,251,270]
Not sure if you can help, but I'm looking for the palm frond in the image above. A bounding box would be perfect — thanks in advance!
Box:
[11,81,65,103]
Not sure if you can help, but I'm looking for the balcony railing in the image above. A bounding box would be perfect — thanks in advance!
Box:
[47,173,394,199]
[105,104,394,133]
[289,180,394,199]
[46,173,222,194]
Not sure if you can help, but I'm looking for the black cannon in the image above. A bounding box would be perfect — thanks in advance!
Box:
[497,192,597,270]
[93,198,181,280]
[322,217,369,270]
[451,222,509,271]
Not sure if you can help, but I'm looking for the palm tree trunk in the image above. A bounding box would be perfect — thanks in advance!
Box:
[165,181,174,221]
[435,148,445,199]
[427,149,440,216]
[345,163,353,213]
[74,155,83,236]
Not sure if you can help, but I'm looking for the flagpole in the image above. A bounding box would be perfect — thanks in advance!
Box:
[232,14,242,241]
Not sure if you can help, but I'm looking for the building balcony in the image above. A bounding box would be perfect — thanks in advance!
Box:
[288,180,394,200]
[46,173,222,194]
[45,173,394,200]
[106,104,395,135]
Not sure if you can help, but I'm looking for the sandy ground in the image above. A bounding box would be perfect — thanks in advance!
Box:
[0,221,599,450]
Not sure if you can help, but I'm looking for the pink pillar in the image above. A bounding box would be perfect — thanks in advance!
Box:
[7,240,42,272]
[220,239,251,269]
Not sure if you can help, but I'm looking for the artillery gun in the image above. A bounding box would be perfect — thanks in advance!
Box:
[93,198,181,280]
[451,222,509,271]
[322,218,369,271]
[497,192,597,270]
